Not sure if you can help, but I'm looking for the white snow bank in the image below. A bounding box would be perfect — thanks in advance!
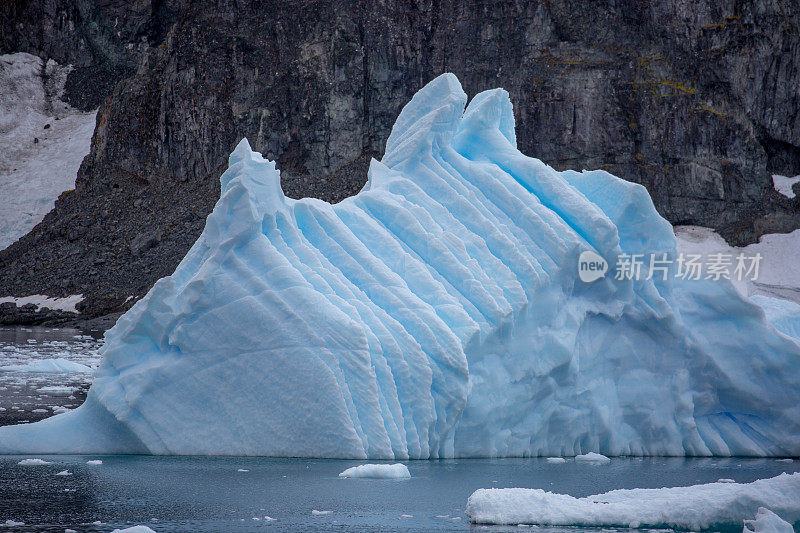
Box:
[772,175,800,199]
[0,357,92,373]
[0,294,84,313]
[338,463,411,479]
[17,458,51,465]
[575,452,610,463]
[0,53,97,251]
[744,507,794,533]
[675,226,800,305]
[465,472,800,528]
[110,527,157,533]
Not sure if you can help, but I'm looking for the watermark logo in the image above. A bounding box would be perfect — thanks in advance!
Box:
[577,251,762,283]
[578,250,608,283]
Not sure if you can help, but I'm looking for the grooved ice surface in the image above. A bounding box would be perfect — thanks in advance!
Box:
[1,74,798,457]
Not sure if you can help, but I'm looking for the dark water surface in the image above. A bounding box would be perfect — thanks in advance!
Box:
[1,455,798,532]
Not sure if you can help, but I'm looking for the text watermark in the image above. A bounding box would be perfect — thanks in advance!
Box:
[578,251,762,283]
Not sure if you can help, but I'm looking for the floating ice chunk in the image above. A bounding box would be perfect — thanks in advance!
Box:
[743,507,794,533]
[3,520,24,526]
[237,468,249,472]
[575,452,610,464]
[719,478,736,483]
[36,385,76,395]
[465,472,800,528]
[55,470,72,476]
[17,458,51,465]
[400,514,413,519]
[86,460,103,465]
[338,463,411,479]
[263,516,276,522]
[0,358,93,373]
[312,510,332,515]
[545,457,566,464]
[110,527,157,533]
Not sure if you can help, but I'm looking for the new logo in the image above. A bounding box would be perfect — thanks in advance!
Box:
[578,250,608,283]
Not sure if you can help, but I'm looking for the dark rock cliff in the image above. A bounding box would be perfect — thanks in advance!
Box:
[1,0,799,321]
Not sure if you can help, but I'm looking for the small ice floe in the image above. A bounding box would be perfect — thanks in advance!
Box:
[37,385,76,396]
[3,520,24,526]
[237,468,249,472]
[18,458,51,465]
[777,459,793,463]
[31,408,48,413]
[312,510,332,515]
[109,527,157,533]
[546,457,566,464]
[338,463,410,479]
[263,516,277,522]
[743,507,794,533]
[65,529,78,533]
[575,452,610,464]
[55,470,72,476]
[465,472,800,528]
[400,514,413,519]
[0,358,93,373]
[87,460,103,465]
[718,478,736,483]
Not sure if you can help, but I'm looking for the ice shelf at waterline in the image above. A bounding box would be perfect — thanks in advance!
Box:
[1,74,799,458]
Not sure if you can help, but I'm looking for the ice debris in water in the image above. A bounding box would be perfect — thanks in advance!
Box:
[575,452,611,464]
[17,458,51,465]
[0,74,799,459]
[338,463,411,479]
[465,473,800,528]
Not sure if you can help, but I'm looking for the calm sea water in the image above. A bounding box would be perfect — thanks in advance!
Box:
[0,327,797,532]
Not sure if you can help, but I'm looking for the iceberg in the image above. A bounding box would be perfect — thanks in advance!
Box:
[0,74,799,458]
[464,473,800,528]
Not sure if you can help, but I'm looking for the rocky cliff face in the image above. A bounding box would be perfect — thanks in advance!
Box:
[1,0,799,321]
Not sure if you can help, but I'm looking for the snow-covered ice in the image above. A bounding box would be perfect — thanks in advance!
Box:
[465,472,800,528]
[0,53,97,251]
[0,358,92,373]
[0,295,84,314]
[743,507,794,533]
[575,452,610,464]
[546,457,566,464]
[338,463,411,479]
[1,74,799,458]
[772,174,800,199]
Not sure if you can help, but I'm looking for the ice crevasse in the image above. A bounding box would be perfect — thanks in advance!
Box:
[1,73,799,458]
